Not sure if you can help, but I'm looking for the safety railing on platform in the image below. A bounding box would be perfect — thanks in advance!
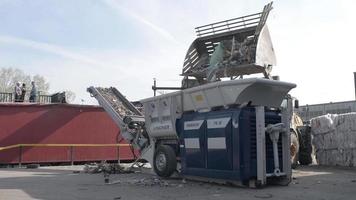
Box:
[0,92,64,104]
[0,92,13,102]
[195,12,262,38]
[0,143,132,167]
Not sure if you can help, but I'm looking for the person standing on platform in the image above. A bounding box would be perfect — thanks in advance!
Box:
[14,82,22,102]
[20,83,26,102]
[29,81,37,103]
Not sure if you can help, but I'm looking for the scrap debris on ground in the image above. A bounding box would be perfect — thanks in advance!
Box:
[80,162,187,188]
[1,165,356,200]
[82,162,135,174]
[108,177,187,188]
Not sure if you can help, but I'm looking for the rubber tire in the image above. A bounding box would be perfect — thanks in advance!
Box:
[298,126,313,165]
[153,145,177,178]
[290,131,299,169]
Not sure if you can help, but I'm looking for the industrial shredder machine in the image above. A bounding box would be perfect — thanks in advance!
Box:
[88,2,296,187]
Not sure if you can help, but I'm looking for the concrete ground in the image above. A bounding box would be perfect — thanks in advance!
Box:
[0,165,355,200]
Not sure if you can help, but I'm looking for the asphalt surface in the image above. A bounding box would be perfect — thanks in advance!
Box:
[0,165,355,200]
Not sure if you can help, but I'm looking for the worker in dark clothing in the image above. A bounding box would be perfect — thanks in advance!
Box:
[14,82,22,102]
[20,83,26,102]
[29,81,37,103]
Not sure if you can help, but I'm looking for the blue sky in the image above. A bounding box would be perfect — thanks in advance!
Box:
[0,0,355,104]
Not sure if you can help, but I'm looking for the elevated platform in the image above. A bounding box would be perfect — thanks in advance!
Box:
[0,103,134,164]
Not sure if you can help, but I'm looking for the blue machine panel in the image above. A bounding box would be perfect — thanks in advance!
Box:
[180,115,206,169]
[206,113,233,170]
[177,107,283,184]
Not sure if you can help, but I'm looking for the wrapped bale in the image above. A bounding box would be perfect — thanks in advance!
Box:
[311,113,356,167]
[310,114,336,135]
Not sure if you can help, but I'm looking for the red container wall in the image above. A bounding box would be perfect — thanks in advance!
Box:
[0,103,134,164]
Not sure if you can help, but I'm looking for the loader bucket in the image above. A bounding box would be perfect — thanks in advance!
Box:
[182,2,276,83]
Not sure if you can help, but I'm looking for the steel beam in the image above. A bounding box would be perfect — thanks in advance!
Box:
[281,97,292,182]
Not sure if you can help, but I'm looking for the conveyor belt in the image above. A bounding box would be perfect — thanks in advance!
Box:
[87,86,144,130]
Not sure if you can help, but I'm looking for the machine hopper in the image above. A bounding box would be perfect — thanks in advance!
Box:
[182,2,276,84]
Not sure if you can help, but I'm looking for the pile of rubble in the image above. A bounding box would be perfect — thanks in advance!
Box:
[127,177,185,187]
[311,113,356,167]
[204,37,256,82]
[83,162,134,174]
[109,176,187,188]
[82,162,188,187]
[96,87,136,117]
[219,37,256,66]
[206,38,255,68]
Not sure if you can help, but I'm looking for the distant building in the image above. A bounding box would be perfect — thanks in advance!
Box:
[296,100,356,121]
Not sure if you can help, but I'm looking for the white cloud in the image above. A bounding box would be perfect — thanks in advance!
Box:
[0,35,123,72]
[103,0,181,45]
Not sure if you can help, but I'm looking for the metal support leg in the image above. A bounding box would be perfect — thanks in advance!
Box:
[272,138,280,173]
[266,123,285,176]
[141,142,155,173]
[281,98,293,183]
[19,146,22,168]
[255,106,266,185]
[70,146,74,166]
[117,145,120,164]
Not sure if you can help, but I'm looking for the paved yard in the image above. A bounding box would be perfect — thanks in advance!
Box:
[0,165,355,200]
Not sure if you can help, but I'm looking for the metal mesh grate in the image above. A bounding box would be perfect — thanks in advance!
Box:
[182,2,273,80]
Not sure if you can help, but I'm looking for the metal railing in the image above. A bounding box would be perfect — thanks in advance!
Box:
[195,12,262,38]
[0,92,13,102]
[0,92,53,104]
[194,2,272,38]
[0,143,132,167]
[37,94,52,104]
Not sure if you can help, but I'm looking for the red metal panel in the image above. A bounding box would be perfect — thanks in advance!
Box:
[0,103,134,164]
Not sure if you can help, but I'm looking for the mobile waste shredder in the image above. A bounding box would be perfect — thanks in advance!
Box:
[88,2,296,187]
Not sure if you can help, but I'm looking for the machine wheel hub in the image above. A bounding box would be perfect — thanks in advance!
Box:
[155,152,167,171]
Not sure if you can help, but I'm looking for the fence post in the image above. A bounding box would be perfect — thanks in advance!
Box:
[70,146,74,166]
[117,145,120,164]
[18,145,22,168]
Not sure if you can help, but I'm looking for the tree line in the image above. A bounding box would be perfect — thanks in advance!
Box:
[0,67,75,103]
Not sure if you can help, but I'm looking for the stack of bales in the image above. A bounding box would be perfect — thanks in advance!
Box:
[311,113,356,167]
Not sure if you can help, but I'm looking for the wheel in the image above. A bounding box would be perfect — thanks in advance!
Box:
[290,131,299,169]
[153,145,177,177]
[298,126,313,165]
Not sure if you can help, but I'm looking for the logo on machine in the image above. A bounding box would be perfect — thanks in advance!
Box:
[184,120,204,130]
[207,117,231,129]
[194,94,204,102]
[152,124,171,131]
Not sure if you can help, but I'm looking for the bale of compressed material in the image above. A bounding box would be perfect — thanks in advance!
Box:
[310,113,356,167]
